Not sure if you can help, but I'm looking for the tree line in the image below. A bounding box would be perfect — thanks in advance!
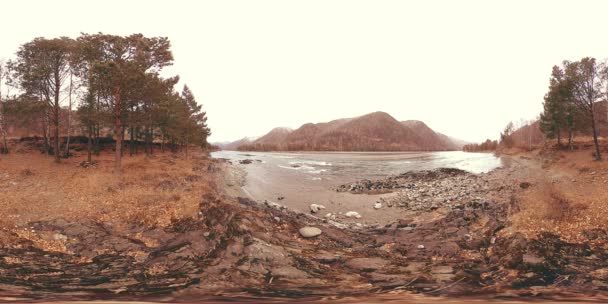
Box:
[540,57,607,160]
[0,34,210,171]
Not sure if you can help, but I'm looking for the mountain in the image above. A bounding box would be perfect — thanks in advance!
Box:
[255,127,292,145]
[235,111,463,152]
[215,136,258,151]
[441,134,469,149]
[400,120,456,150]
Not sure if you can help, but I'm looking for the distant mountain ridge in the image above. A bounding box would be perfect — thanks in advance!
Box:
[222,111,467,152]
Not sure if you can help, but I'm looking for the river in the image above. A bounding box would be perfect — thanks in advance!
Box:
[211,151,504,224]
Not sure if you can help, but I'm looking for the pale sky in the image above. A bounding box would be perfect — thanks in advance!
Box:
[2,0,608,143]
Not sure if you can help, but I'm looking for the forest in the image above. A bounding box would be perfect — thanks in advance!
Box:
[538,57,608,160]
[0,34,210,172]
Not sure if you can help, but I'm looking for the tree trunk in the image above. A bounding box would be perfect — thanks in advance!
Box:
[149,126,154,155]
[64,73,73,158]
[161,133,165,153]
[114,87,122,173]
[42,117,49,155]
[87,125,93,163]
[94,125,100,156]
[568,128,573,151]
[53,69,61,163]
[145,127,150,156]
[129,127,134,156]
[591,111,602,160]
[556,130,562,147]
[0,97,7,154]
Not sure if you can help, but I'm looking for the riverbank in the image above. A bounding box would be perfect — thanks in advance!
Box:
[212,146,608,300]
[213,150,504,227]
[0,145,607,302]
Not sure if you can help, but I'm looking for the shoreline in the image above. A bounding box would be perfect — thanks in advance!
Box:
[0,148,606,301]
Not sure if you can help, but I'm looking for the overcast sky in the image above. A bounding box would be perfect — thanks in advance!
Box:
[2,0,608,143]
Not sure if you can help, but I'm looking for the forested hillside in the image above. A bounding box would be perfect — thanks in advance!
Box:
[234,112,463,151]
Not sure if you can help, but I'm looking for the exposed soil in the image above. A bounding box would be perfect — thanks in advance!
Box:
[1,142,608,302]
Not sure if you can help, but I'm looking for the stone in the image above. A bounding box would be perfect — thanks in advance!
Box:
[523,254,544,265]
[431,265,455,282]
[309,204,326,213]
[345,258,389,272]
[345,211,362,219]
[431,265,454,274]
[590,268,608,280]
[417,244,425,249]
[313,251,343,264]
[299,226,322,238]
[374,202,382,209]
[53,233,68,241]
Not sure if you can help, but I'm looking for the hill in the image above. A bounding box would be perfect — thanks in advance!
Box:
[234,112,462,151]
[215,137,257,151]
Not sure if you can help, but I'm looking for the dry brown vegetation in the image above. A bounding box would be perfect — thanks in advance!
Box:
[0,146,218,252]
[508,137,608,245]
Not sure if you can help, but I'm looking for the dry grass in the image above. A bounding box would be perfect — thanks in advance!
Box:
[0,148,218,251]
[510,143,608,245]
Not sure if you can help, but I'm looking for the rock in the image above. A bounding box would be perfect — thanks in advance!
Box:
[431,265,454,274]
[345,211,362,219]
[277,196,285,201]
[309,204,326,213]
[313,251,343,264]
[345,258,389,272]
[404,262,426,273]
[592,280,608,288]
[431,265,455,282]
[591,268,608,280]
[272,266,310,279]
[53,233,67,241]
[299,226,322,238]
[519,182,531,189]
[523,254,544,265]
[264,200,283,209]
[273,216,281,222]
[203,232,210,237]
[374,202,382,209]
[417,244,425,249]
[239,159,254,165]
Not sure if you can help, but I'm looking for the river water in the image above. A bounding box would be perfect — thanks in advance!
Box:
[211,151,504,224]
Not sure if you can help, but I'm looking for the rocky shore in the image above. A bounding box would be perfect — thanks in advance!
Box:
[1,156,607,302]
[337,168,501,212]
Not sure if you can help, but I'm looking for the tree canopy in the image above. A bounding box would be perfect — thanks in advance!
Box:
[2,33,210,170]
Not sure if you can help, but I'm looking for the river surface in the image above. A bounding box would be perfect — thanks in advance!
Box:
[211,151,504,224]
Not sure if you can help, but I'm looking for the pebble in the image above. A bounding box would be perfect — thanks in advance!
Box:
[310,204,326,213]
[345,211,362,219]
[373,202,382,209]
[299,226,322,238]
[417,244,425,249]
